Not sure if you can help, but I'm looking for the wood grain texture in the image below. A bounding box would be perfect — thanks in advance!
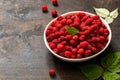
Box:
[0,0,120,80]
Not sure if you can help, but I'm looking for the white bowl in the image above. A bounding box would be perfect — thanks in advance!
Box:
[44,11,112,62]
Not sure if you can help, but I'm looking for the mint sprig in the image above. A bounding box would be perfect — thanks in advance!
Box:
[94,8,119,24]
[78,52,120,80]
[66,27,79,35]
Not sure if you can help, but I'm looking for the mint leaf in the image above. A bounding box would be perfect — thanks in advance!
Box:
[110,8,119,18]
[103,71,120,80]
[66,27,79,35]
[101,52,120,73]
[105,17,114,24]
[79,64,104,80]
[94,8,110,17]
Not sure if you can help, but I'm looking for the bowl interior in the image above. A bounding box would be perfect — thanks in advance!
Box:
[44,11,112,62]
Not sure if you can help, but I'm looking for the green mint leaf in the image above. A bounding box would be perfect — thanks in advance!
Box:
[66,27,79,35]
[79,64,104,80]
[105,17,114,24]
[110,8,119,18]
[103,71,120,80]
[101,52,120,73]
[94,8,110,17]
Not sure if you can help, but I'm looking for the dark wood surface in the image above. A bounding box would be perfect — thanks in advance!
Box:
[0,0,120,80]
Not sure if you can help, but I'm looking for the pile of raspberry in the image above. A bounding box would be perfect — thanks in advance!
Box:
[46,12,109,59]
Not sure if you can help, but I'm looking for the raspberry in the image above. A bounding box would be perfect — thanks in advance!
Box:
[79,35,85,41]
[70,40,76,46]
[52,0,58,6]
[77,12,85,19]
[71,48,77,54]
[81,15,90,21]
[71,55,76,59]
[61,19,66,25]
[85,18,93,25]
[51,10,57,17]
[57,44,64,50]
[61,41,67,45]
[84,50,92,57]
[46,29,51,36]
[64,51,72,58]
[53,48,59,54]
[77,54,82,58]
[65,35,72,40]
[41,5,48,12]
[91,47,98,53]
[49,69,56,77]
[92,15,99,20]
[73,22,80,27]
[57,16,63,21]
[66,19,72,25]
[72,35,78,41]
[56,23,62,29]
[79,41,89,48]
[78,48,84,55]
[65,45,71,51]
[49,42,56,49]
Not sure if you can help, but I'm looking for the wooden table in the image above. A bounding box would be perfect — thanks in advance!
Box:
[0,0,120,80]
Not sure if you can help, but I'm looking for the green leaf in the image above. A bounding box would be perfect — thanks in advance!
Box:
[110,8,119,18]
[94,8,110,17]
[101,52,120,73]
[103,71,120,80]
[66,27,79,35]
[79,64,104,80]
[105,17,114,24]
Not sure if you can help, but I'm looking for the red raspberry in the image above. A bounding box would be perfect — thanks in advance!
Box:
[65,45,71,51]
[49,42,56,49]
[57,16,63,21]
[53,48,59,54]
[52,27,57,33]
[79,41,89,48]
[78,48,84,55]
[41,5,48,12]
[92,15,99,20]
[52,39,58,44]
[65,35,72,40]
[49,33,55,39]
[64,51,72,58]
[79,35,85,41]
[77,54,82,58]
[99,28,104,35]
[73,22,80,27]
[77,12,85,19]
[96,43,104,50]
[66,19,72,25]
[57,44,64,50]
[72,35,79,41]
[84,50,92,57]
[56,23,62,30]
[74,16,80,22]
[91,47,98,53]
[70,40,76,46]
[81,15,90,21]
[51,10,57,17]
[85,18,93,25]
[61,41,67,45]
[61,19,66,25]
[71,48,77,54]
[49,69,56,77]
[71,55,76,59]
[52,0,58,6]
[46,29,51,36]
